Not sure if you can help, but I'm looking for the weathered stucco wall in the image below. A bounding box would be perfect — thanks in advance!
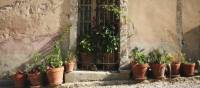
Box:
[127,0,178,52]
[182,0,200,59]
[0,0,199,78]
[120,0,200,70]
[0,0,77,79]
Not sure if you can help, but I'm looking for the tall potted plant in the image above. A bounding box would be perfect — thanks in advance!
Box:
[27,53,46,87]
[13,70,26,88]
[46,42,64,86]
[181,56,196,77]
[79,34,95,68]
[64,49,76,72]
[149,49,172,79]
[170,52,185,77]
[130,47,149,81]
[98,25,119,70]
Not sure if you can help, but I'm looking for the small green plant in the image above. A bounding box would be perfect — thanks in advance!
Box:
[103,5,122,19]
[97,25,119,53]
[79,34,95,54]
[130,47,148,64]
[172,52,187,64]
[24,53,46,73]
[149,49,172,64]
[65,49,76,63]
[46,42,63,68]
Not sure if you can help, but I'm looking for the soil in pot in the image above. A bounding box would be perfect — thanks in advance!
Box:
[13,72,26,88]
[182,63,195,77]
[132,64,149,81]
[28,71,41,86]
[47,67,64,86]
[65,62,75,72]
[171,63,181,77]
[150,64,166,79]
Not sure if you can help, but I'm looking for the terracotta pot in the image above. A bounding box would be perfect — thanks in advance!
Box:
[171,63,181,77]
[102,53,116,70]
[47,67,64,86]
[131,64,149,80]
[150,64,166,79]
[65,62,75,72]
[103,53,115,63]
[182,63,195,77]
[13,72,25,88]
[80,53,93,64]
[28,72,41,86]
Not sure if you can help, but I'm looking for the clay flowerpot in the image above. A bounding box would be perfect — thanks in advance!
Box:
[171,63,181,77]
[47,67,64,86]
[28,72,41,86]
[65,62,75,72]
[182,63,195,77]
[81,53,93,64]
[13,72,25,88]
[102,53,116,70]
[131,63,149,81]
[150,64,166,79]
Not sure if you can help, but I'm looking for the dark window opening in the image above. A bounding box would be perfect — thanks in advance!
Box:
[77,0,120,71]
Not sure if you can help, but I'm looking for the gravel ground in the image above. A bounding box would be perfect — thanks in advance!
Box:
[60,76,200,88]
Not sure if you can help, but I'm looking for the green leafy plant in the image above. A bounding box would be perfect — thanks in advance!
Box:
[65,49,76,63]
[46,42,63,68]
[79,34,95,54]
[103,5,122,19]
[130,47,148,64]
[24,53,46,73]
[149,49,172,64]
[172,52,187,64]
[97,25,119,53]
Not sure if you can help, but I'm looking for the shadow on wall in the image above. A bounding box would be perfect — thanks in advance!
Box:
[13,0,71,74]
[183,25,200,60]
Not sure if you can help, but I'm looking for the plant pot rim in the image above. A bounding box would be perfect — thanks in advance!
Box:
[65,62,75,64]
[28,72,40,76]
[182,63,195,65]
[150,63,166,65]
[171,62,181,64]
[47,66,64,72]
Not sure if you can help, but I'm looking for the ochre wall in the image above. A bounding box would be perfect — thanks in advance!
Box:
[0,0,74,78]
[127,0,178,52]
[0,0,199,78]
[182,0,200,59]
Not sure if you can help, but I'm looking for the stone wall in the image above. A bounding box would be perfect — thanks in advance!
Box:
[0,0,199,78]
[120,0,200,70]
[0,0,77,79]
[182,0,200,59]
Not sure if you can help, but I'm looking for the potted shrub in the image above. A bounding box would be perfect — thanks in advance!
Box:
[170,52,184,77]
[13,70,26,88]
[130,47,149,81]
[27,53,46,87]
[79,34,95,67]
[97,25,119,70]
[149,49,171,79]
[64,50,76,72]
[181,56,196,77]
[46,42,64,86]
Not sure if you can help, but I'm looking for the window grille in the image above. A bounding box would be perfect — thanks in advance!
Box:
[78,0,120,71]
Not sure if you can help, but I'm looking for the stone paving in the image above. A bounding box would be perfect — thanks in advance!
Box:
[60,76,200,88]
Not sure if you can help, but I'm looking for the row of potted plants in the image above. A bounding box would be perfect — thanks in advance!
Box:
[131,47,196,81]
[13,42,76,88]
